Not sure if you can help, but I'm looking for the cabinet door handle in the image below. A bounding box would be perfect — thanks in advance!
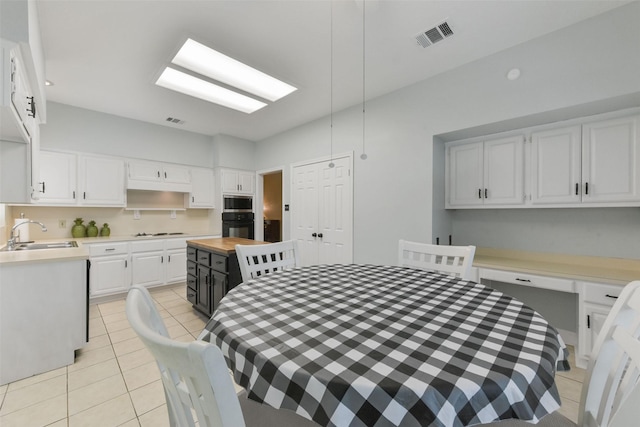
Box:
[40,182,45,194]
[478,189,482,199]
[157,171,160,178]
[164,171,167,179]
[73,191,76,199]
[161,256,164,263]
[605,294,619,299]
[26,96,36,118]
[484,188,488,199]
[83,192,86,199]
[515,278,531,282]
[125,260,128,268]
[192,196,195,202]
[168,255,171,262]
[587,314,590,328]
[105,248,116,252]
[585,182,589,195]
[575,183,579,195]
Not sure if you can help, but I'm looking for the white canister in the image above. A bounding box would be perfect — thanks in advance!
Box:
[14,217,30,242]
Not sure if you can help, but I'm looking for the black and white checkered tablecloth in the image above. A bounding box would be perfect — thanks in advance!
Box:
[200,264,568,427]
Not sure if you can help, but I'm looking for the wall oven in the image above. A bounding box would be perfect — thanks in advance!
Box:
[222,212,255,239]
[222,195,254,239]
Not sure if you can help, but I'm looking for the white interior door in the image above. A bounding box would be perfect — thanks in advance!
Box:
[292,162,320,266]
[318,157,352,264]
[291,155,353,266]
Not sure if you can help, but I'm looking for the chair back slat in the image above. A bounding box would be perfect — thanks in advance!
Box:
[398,239,476,280]
[580,280,640,427]
[236,240,300,282]
[126,286,245,427]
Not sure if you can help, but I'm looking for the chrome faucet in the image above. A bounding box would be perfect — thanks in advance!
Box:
[7,220,48,251]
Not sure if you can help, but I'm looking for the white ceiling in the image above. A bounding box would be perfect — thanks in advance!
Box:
[37,0,630,141]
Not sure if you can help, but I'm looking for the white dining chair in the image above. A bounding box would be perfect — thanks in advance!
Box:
[482,280,640,427]
[125,285,245,427]
[235,240,300,282]
[398,239,476,280]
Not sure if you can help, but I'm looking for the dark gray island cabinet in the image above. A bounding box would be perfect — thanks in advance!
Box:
[186,237,266,317]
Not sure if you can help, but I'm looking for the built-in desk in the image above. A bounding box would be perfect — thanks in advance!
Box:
[472,247,640,368]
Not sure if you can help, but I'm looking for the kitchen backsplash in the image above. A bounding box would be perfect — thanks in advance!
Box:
[4,206,218,241]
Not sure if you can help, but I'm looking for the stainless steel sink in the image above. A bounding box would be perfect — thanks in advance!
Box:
[8,241,79,251]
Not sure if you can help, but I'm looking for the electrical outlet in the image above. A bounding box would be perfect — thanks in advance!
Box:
[58,219,67,228]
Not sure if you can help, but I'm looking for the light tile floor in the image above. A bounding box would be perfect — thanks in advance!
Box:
[0,283,585,426]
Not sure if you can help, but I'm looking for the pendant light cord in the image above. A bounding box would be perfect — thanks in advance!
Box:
[361,0,367,160]
[329,0,335,168]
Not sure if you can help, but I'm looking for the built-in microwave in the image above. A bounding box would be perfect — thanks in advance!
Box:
[223,195,253,212]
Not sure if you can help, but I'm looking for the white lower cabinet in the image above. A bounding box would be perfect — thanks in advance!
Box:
[88,242,131,297]
[88,237,194,298]
[131,240,165,288]
[577,281,623,367]
[165,238,188,283]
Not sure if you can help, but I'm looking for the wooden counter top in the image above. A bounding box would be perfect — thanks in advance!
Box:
[186,237,268,255]
[474,247,640,286]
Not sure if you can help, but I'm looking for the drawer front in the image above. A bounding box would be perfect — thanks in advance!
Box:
[197,250,211,267]
[582,282,623,307]
[186,279,197,305]
[131,240,164,253]
[187,260,197,276]
[165,238,187,250]
[211,253,227,273]
[479,268,575,293]
[87,242,129,256]
[187,246,197,261]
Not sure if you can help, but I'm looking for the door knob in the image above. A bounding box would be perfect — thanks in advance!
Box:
[312,233,317,237]
[318,233,323,238]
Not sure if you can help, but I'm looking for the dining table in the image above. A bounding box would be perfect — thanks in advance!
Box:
[199,264,569,427]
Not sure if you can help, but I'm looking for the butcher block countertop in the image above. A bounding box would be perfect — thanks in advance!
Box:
[186,237,268,255]
[474,247,640,286]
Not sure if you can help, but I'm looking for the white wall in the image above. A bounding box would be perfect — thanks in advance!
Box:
[212,134,256,170]
[41,102,214,167]
[256,2,640,264]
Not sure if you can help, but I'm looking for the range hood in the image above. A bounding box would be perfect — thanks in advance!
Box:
[126,160,193,193]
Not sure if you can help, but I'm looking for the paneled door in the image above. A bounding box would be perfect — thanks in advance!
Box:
[291,155,353,266]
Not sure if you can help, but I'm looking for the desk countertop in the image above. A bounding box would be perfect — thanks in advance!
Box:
[474,247,640,286]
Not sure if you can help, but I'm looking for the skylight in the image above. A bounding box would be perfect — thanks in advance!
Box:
[156,68,267,114]
[155,38,296,113]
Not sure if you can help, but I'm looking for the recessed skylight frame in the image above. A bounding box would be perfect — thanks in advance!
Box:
[171,38,297,102]
[156,67,267,114]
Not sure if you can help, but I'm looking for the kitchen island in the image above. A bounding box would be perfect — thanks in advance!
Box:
[186,237,267,316]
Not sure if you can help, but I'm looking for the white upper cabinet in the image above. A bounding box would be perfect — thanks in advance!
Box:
[187,167,215,208]
[127,160,192,192]
[447,135,524,208]
[35,150,125,206]
[36,151,77,204]
[78,155,125,206]
[446,110,640,209]
[220,168,254,195]
[530,126,582,205]
[581,115,640,203]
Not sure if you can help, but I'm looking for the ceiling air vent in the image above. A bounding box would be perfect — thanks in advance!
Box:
[165,117,185,125]
[415,20,454,48]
